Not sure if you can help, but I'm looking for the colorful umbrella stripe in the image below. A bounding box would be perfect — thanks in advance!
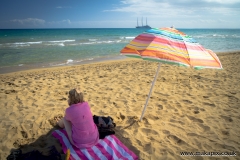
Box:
[121,27,222,69]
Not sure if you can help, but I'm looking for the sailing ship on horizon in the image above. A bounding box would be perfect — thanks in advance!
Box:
[136,17,151,29]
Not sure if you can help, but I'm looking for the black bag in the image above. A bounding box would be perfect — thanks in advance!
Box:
[93,115,116,139]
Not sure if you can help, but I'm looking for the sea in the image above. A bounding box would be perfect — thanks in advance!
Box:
[0,28,240,73]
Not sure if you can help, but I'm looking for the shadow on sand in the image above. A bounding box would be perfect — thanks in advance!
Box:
[7,116,64,159]
[7,115,140,159]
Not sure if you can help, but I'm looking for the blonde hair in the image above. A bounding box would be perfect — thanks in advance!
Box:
[68,88,84,105]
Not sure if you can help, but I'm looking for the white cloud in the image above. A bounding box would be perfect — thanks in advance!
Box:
[105,0,240,17]
[11,18,45,25]
[103,0,240,28]
[56,6,71,9]
[203,0,240,4]
[105,1,179,17]
[48,19,71,25]
[62,19,71,24]
[10,18,72,28]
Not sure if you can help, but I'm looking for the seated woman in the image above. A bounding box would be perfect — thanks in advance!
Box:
[56,88,99,148]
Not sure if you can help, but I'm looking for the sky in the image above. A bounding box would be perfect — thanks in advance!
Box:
[0,0,240,29]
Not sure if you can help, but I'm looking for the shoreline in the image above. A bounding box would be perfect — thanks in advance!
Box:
[0,55,127,74]
[0,50,239,75]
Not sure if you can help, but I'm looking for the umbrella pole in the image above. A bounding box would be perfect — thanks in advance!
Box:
[140,63,161,121]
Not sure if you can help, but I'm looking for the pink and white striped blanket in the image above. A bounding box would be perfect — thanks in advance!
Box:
[52,129,138,160]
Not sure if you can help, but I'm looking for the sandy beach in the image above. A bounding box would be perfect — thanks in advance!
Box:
[0,51,239,159]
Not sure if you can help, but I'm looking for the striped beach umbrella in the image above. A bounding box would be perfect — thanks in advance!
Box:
[120,27,223,121]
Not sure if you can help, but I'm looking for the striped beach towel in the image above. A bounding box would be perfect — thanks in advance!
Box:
[52,130,138,160]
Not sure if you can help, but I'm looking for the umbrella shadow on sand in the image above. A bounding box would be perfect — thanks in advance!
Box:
[7,114,140,159]
[7,115,65,159]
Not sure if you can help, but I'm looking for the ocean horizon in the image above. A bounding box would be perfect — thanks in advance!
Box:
[1,28,240,73]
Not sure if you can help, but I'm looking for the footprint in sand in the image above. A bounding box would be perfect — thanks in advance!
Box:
[203,102,216,107]
[4,90,17,94]
[187,116,204,123]
[193,110,200,114]
[140,128,158,136]
[162,130,170,135]
[157,104,163,110]
[221,130,230,135]
[143,115,160,125]
[197,123,210,132]
[59,97,67,101]
[220,115,233,122]
[116,112,125,121]
[169,119,185,125]
[167,134,185,145]
[187,133,199,137]
[182,99,193,104]
[20,131,28,138]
